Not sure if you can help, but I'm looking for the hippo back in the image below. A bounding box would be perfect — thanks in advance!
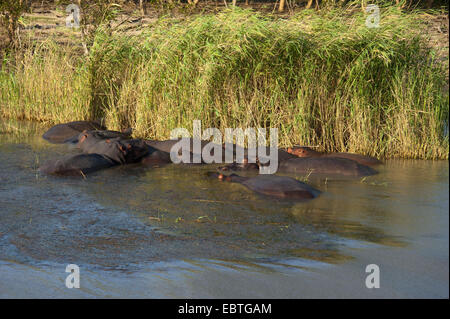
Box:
[278,157,378,177]
[241,175,320,199]
[42,121,106,144]
[324,153,382,166]
[39,153,116,176]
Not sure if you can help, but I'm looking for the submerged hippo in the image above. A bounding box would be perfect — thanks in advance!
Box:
[218,145,297,172]
[218,157,259,172]
[140,149,172,166]
[39,153,117,176]
[207,172,320,200]
[278,157,378,177]
[42,121,106,144]
[286,146,382,166]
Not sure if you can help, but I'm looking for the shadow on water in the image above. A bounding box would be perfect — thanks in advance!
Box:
[0,120,448,274]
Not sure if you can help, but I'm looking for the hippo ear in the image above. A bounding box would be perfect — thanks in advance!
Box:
[79,134,87,143]
[118,145,127,154]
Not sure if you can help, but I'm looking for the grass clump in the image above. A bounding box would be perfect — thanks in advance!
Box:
[1,7,448,159]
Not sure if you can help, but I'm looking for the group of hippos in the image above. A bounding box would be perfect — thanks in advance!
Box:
[39,120,382,201]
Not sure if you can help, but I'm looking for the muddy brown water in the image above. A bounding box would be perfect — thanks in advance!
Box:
[0,121,448,298]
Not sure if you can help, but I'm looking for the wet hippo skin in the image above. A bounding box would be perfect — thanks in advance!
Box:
[278,157,378,177]
[64,128,133,145]
[218,158,259,172]
[207,172,320,200]
[218,148,297,172]
[140,149,172,166]
[40,139,151,176]
[144,138,210,154]
[80,138,150,164]
[286,146,382,166]
[145,139,297,166]
[222,143,297,163]
[145,138,223,164]
[75,130,132,154]
[74,129,149,164]
[39,153,117,176]
[42,121,106,144]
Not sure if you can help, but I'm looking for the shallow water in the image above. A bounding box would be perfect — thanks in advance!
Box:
[0,121,448,298]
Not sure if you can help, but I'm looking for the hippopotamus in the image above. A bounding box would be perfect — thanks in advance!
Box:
[140,149,172,166]
[42,121,106,144]
[144,139,206,154]
[220,142,296,164]
[286,146,382,166]
[218,157,259,172]
[79,137,150,165]
[39,153,117,176]
[207,172,320,200]
[64,128,133,145]
[217,144,297,172]
[145,138,219,164]
[144,139,295,168]
[278,157,378,177]
[40,137,151,176]
[74,130,133,152]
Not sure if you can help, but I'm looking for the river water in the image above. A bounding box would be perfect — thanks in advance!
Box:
[0,121,448,298]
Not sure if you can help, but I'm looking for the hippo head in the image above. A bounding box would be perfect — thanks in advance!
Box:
[119,139,150,163]
[286,146,320,157]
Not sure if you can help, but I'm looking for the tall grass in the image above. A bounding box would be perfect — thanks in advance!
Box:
[0,40,91,123]
[0,7,448,159]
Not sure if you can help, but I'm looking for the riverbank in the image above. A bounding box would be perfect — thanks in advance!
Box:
[0,5,448,159]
